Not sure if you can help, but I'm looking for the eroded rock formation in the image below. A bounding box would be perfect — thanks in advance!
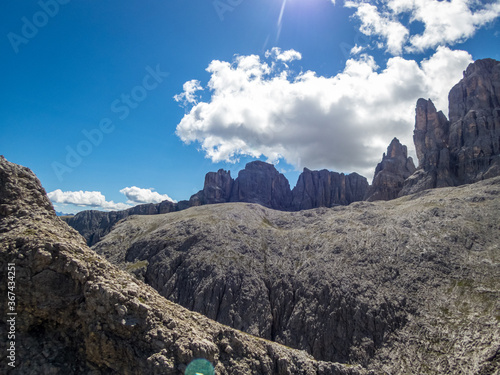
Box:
[365,138,416,201]
[401,58,500,195]
[229,161,293,210]
[66,161,369,245]
[189,169,234,206]
[291,169,368,209]
[448,58,500,182]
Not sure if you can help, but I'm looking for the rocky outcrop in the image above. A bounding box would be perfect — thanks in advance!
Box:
[401,58,500,196]
[230,161,293,210]
[400,99,455,196]
[291,169,368,209]
[0,155,368,375]
[94,173,500,373]
[189,169,234,206]
[448,58,500,182]
[67,161,370,246]
[365,138,416,201]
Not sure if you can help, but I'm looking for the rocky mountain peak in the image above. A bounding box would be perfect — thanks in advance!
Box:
[189,168,233,206]
[230,161,292,210]
[364,138,415,201]
[401,58,500,196]
[291,168,368,209]
[413,98,450,169]
[448,58,500,182]
[386,137,408,159]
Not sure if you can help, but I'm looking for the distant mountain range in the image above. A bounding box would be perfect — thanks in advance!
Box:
[64,58,500,247]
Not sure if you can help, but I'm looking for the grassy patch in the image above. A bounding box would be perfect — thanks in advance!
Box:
[262,217,275,228]
[23,228,37,236]
[125,260,149,272]
[454,279,474,288]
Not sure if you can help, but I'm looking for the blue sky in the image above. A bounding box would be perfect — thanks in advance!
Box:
[1,0,499,213]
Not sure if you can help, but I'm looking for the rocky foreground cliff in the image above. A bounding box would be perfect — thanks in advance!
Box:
[0,156,367,374]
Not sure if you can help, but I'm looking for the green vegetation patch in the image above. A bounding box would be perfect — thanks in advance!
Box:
[125,260,149,272]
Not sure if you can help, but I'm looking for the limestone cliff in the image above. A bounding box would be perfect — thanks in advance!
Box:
[291,169,368,209]
[66,161,369,246]
[448,58,500,182]
[189,169,234,206]
[401,58,500,195]
[229,161,293,210]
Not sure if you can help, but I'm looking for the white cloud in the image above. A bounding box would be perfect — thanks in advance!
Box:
[345,1,409,55]
[174,79,203,106]
[175,48,472,177]
[405,0,500,52]
[265,47,303,62]
[346,0,500,54]
[350,44,364,55]
[47,189,132,211]
[119,186,176,204]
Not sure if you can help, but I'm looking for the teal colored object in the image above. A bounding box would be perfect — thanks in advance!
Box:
[185,359,215,375]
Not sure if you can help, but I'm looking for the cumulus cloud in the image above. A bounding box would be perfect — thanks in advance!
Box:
[350,44,364,55]
[345,1,409,55]
[174,79,203,106]
[119,186,176,204]
[265,47,302,62]
[174,48,472,177]
[346,0,500,54]
[47,189,132,211]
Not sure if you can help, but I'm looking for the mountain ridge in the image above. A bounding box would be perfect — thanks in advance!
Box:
[65,58,500,246]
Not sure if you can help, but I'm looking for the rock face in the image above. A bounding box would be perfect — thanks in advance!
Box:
[365,138,416,201]
[0,155,367,375]
[401,58,500,195]
[291,169,368,209]
[189,169,234,206]
[448,58,500,182]
[230,161,293,210]
[94,174,500,373]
